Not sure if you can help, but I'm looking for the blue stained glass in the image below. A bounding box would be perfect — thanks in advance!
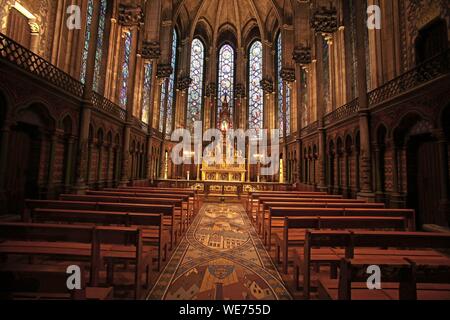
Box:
[141,63,153,124]
[217,44,235,127]
[80,0,94,84]
[159,30,177,136]
[119,30,132,109]
[277,33,290,137]
[81,0,107,91]
[248,41,263,135]
[187,38,204,132]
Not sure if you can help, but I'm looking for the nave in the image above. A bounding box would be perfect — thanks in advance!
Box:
[1,186,450,300]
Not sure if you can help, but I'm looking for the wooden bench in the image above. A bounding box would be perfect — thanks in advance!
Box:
[24,200,179,249]
[275,216,408,273]
[30,208,168,271]
[259,201,384,237]
[318,258,450,300]
[0,264,113,300]
[106,187,198,213]
[90,190,194,225]
[245,190,327,211]
[293,230,450,299]
[266,207,416,250]
[0,222,152,299]
[60,193,189,233]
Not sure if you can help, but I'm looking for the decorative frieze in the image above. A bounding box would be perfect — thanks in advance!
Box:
[310,5,338,34]
[118,4,144,26]
[141,41,161,59]
[156,64,173,79]
[293,46,312,65]
[280,68,296,82]
[260,78,274,94]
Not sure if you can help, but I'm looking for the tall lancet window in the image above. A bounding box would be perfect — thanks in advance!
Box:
[217,44,235,127]
[80,0,108,91]
[277,33,290,137]
[141,63,153,124]
[187,38,205,132]
[119,30,132,108]
[248,41,263,135]
[159,29,177,136]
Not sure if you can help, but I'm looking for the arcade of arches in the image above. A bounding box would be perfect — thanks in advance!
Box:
[0,0,449,300]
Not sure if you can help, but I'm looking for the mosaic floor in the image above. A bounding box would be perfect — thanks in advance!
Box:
[147,203,292,300]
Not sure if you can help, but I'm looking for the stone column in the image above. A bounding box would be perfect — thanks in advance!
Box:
[435,130,450,226]
[390,142,403,208]
[46,132,58,197]
[74,0,100,193]
[63,136,76,193]
[355,0,374,201]
[96,141,103,188]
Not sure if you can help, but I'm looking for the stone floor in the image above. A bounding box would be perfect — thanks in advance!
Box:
[147,203,292,300]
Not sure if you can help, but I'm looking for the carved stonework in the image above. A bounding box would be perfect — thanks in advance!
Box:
[156,64,173,79]
[293,46,312,65]
[141,41,161,59]
[235,84,246,99]
[206,83,217,97]
[118,4,144,26]
[280,68,295,82]
[177,76,192,91]
[311,5,338,34]
[260,78,274,94]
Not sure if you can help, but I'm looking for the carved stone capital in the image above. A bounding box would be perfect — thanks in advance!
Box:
[235,84,246,99]
[311,5,338,34]
[293,46,312,65]
[206,83,217,97]
[260,78,274,94]
[157,64,173,79]
[118,4,144,26]
[280,68,296,82]
[177,76,192,91]
[141,41,161,59]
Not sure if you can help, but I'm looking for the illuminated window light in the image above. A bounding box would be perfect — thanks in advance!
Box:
[13,1,36,20]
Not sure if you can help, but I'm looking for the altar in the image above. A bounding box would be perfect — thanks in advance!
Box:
[201,95,247,182]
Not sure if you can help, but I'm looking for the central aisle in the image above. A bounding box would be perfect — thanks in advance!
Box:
[148,202,292,300]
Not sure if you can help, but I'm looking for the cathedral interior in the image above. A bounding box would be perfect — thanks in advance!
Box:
[0,0,449,302]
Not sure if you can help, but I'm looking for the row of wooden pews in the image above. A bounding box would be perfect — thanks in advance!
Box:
[246,190,450,300]
[0,186,198,300]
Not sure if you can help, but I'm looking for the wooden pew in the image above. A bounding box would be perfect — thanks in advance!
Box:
[251,195,349,224]
[275,216,407,273]
[259,201,384,236]
[91,190,194,224]
[0,264,113,300]
[105,187,198,213]
[0,222,152,299]
[318,258,450,300]
[24,200,179,249]
[247,191,334,216]
[293,230,450,299]
[266,207,415,249]
[60,194,189,233]
[245,190,327,212]
[30,208,168,271]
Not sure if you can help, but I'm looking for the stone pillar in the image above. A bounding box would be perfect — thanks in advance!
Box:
[355,0,374,201]
[96,141,103,188]
[46,132,58,197]
[374,143,385,202]
[390,142,403,208]
[435,130,450,226]
[63,136,76,193]
[74,0,100,194]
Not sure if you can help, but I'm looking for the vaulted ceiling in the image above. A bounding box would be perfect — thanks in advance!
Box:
[173,0,294,47]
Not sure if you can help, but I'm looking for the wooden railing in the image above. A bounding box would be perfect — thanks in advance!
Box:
[323,98,359,126]
[301,121,319,136]
[0,33,84,98]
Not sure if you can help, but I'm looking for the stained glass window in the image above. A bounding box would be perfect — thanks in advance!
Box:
[187,38,205,132]
[277,33,290,137]
[217,44,235,127]
[159,30,177,135]
[248,41,263,135]
[119,30,132,108]
[323,37,331,113]
[80,0,108,91]
[141,63,153,124]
